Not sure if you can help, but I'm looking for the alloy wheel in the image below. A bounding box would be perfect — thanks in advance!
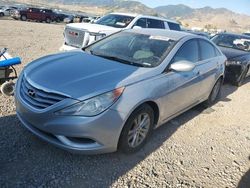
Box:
[127,113,150,148]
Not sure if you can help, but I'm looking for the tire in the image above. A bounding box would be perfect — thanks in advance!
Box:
[118,104,154,153]
[0,13,4,17]
[21,15,27,21]
[204,78,223,107]
[0,81,15,96]
[233,67,249,87]
[46,17,51,23]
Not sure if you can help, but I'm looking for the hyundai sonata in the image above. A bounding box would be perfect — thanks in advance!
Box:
[15,29,226,154]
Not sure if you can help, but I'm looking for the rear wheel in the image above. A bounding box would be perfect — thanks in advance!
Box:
[21,15,27,21]
[119,104,154,153]
[204,78,223,107]
[0,13,4,17]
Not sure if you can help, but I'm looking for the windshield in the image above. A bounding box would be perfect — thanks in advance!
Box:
[95,14,135,28]
[84,32,176,67]
[212,34,250,52]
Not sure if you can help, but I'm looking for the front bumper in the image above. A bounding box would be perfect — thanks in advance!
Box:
[15,84,126,154]
[225,64,243,82]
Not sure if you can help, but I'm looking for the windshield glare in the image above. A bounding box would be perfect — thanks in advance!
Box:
[84,32,176,67]
[95,14,134,28]
[212,34,250,52]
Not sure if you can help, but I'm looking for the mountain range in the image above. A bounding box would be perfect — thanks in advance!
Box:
[2,0,250,32]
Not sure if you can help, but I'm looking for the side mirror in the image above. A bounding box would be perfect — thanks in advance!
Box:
[170,60,195,72]
[133,26,142,29]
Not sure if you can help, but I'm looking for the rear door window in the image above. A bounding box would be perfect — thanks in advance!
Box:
[146,19,165,29]
[199,40,216,60]
[172,40,199,63]
[167,22,181,31]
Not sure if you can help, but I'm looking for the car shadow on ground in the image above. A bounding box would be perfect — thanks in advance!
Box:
[0,81,249,187]
[237,156,250,188]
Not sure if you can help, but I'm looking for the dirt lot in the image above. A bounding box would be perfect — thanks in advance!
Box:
[0,19,249,188]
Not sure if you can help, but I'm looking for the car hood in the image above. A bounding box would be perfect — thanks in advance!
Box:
[219,46,250,60]
[23,51,155,100]
[66,23,121,33]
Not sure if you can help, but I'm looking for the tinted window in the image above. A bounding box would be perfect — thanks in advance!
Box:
[199,40,216,60]
[147,19,165,29]
[134,18,147,28]
[173,40,199,63]
[168,22,181,31]
[212,34,250,52]
[43,9,52,13]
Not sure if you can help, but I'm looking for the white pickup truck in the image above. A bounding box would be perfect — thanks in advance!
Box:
[60,12,181,51]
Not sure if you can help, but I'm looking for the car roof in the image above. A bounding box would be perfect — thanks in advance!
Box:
[110,12,179,24]
[125,29,195,41]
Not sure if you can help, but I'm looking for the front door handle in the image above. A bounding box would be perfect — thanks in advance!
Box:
[196,71,200,76]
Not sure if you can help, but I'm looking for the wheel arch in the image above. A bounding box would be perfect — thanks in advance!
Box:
[118,100,160,137]
[117,100,160,151]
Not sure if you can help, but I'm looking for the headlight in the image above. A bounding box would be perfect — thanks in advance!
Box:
[56,87,124,116]
[94,33,106,40]
[226,60,242,66]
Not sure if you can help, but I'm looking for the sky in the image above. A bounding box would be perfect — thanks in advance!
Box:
[135,0,250,15]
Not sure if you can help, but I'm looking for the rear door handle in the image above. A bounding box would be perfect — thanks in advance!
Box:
[196,71,200,76]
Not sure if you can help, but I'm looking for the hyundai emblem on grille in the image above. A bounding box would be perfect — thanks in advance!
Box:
[28,89,36,98]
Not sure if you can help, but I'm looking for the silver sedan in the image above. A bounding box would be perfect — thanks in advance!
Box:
[15,29,226,154]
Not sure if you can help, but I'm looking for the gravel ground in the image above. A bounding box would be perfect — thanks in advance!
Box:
[0,19,250,188]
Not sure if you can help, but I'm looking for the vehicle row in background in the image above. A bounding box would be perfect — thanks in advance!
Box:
[0,5,98,24]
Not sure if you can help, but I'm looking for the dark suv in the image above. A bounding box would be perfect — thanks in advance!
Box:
[15,8,57,23]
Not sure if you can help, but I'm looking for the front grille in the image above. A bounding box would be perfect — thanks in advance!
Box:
[20,77,67,109]
[64,26,85,48]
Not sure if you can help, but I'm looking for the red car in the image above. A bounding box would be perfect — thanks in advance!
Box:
[14,8,58,23]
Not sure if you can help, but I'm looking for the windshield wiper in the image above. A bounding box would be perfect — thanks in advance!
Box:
[90,51,146,67]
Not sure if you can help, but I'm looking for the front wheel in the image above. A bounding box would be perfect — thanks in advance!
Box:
[118,104,154,153]
[0,13,4,17]
[204,78,223,107]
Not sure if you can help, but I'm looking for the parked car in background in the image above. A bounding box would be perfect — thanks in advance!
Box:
[74,15,88,23]
[15,7,58,23]
[53,11,69,22]
[64,15,75,23]
[0,7,16,17]
[60,12,181,51]
[212,33,250,86]
[15,29,226,154]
